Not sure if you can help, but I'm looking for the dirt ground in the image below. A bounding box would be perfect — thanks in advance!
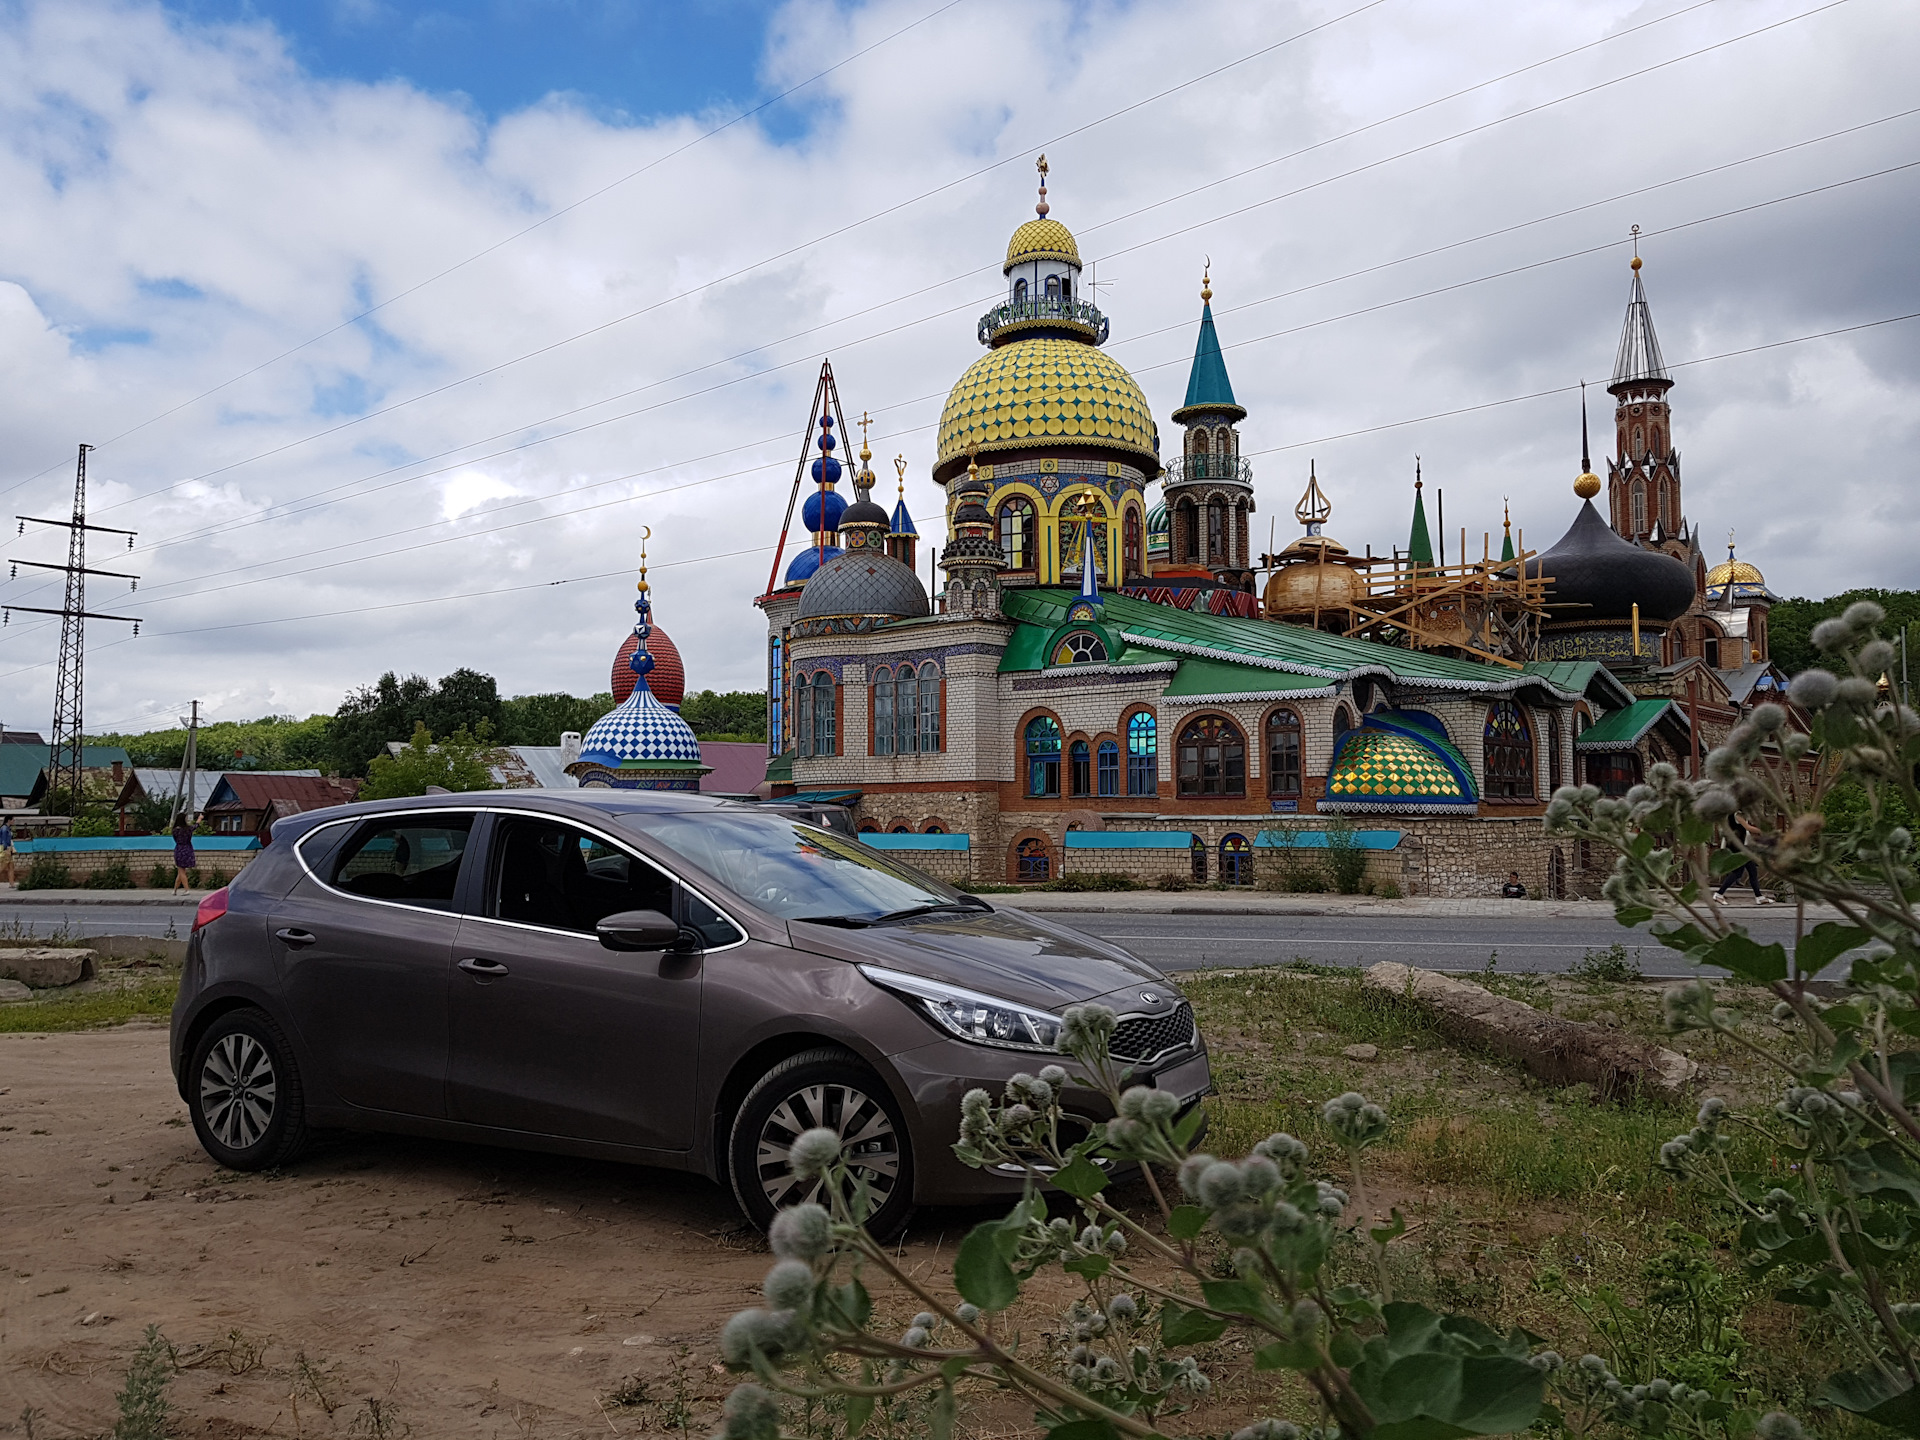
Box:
[0,1026,1013,1439]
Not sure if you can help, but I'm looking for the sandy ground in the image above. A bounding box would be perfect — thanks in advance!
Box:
[0,1026,1012,1439]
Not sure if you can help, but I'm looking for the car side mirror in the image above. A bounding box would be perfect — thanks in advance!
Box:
[597,908,682,951]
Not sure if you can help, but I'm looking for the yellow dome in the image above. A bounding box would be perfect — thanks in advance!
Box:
[1706,558,1766,588]
[1004,217,1081,273]
[936,337,1158,472]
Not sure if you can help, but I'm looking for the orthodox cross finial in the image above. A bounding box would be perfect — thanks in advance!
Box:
[1201,255,1212,304]
[858,410,872,462]
[1630,224,1642,272]
[1035,154,1050,217]
[1296,459,1331,533]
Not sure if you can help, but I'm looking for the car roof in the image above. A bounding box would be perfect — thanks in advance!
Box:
[267,787,755,843]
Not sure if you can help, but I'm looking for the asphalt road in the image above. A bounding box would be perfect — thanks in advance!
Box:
[1058,910,1803,977]
[0,899,1804,978]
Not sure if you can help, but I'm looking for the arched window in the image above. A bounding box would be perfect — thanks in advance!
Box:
[1126,713,1157,796]
[917,663,941,753]
[1060,275,1071,303]
[1548,712,1564,794]
[1206,500,1225,560]
[1068,739,1091,797]
[1221,834,1252,887]
[893,663,918,755]
[1484,701,1534,800]
[1051,630,1107,665]
[1265,708,1302,797]
[1097,740,1120,796]
[858,822,879,833]
[998,497,1035,569]
[1178,499,1199,562]
[891,824,910,834]
[1025,716,1061,797]
[1333,704,1355,737]
[1123,506,1142,576]
[924,823,945,834]
[1177,715,1246,798]
[1190,835,1208,882]
[810,672,836,756]
[1188,428,1205,457]
[1013,277,1027,306]
[1017,837,1050,881]
[1630,482,1647,535]
[1632,424,1644,458]
[1045,274,1061,300]
[871,666,894,756]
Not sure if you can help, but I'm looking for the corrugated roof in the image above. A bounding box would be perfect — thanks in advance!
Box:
[207,774,360,811]
[1576,699,1682,751]
[1000,588,1581,696]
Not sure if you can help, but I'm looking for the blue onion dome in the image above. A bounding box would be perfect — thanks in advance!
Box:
[801,486,847,534]
[795,548,929,623]
[810,454,842,485]
[785,543,843,584]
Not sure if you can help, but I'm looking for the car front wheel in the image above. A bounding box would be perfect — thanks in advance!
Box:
[728,1048,914,1241]
[187,1008,309,1170]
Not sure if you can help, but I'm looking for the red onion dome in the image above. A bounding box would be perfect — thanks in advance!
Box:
[611,626,685,707]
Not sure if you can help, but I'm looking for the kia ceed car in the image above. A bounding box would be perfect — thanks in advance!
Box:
[170,791,1211,1234]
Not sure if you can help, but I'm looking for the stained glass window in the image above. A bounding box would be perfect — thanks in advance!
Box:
[998,498,1035,569]
[1051,631,1107,665]
[1126,713,1157,796]
[1484,701,1534,799]
[1025,716,1061,797]
[1221,834,1252,887]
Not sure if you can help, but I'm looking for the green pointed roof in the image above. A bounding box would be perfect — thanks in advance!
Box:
[1499,525,1515,564]
[1407,485,1434,566]
[1171,301,1245,424]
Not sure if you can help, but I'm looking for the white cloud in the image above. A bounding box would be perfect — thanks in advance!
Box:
[0,0,1914,734]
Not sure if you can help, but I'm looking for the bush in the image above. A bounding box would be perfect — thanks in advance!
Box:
[1571,941,1640,983]
[1324,820,1371,894]
[1045,872,1138,893]
[19,854,71,890]
[145,863,173,889]
[69,816,115,838]
[1152,873,1189,892]
[1373,879,1402,899]
[83,859,136,890]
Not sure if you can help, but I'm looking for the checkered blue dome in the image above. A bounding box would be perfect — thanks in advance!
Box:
[576,683,703,768]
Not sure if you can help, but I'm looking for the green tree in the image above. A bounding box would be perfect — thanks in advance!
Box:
[1768,588,1920,677]
[424,666,504,739]
[499,691,613,746]
[330,671,434,775]
[359,721,497,800]
[680,689,767,741]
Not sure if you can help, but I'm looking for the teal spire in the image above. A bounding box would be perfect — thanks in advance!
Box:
[1171,266,1247,424]
[1407,460,1434,567]
[1499,501,1515,563]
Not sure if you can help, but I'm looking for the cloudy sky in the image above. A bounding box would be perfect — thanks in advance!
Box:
[0,0,1914,736]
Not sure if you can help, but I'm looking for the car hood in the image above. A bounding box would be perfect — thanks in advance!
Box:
[784,904,1166,1012]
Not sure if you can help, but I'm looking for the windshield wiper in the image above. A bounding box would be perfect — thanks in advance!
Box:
[791,913,873,928]
[872,900,991,924]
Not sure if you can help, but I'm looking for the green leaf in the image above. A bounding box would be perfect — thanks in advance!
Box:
[928,1382,955,1440]
[1167,1205,1209,1241]
[1838,1143,1920,1206]
[1045,1422,1120,1440]
[844,1393,875,1438]
[1200,1279,1265,1315]
[1063,1253,1112,1281]
[1710,848,1752,877]
[1677,813,1713,847]
[833,1278,873,1329]
[1615,903,1655,928]
[1160,1303,1229,1347]
[1797,922,1873,974]
[1050,1152,1109,1200]
[1703,931,1789,984]
[1173,1104,1209,1147]
[1370,1206,1409,1248]
[1630,832,1657,860]
[1330,1327,1365,1367]
[1255,1338,1321,1371]
[954,1220,1018,1312]
[1824,1367,1920,1436]
[1650,922,1714,958]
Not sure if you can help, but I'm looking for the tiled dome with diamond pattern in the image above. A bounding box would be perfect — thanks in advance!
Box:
[1322,726,1478,813]
[576,684,703,769]
[936,337,1157,472]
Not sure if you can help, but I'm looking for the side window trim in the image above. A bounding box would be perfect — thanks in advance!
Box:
[293,810,480,919]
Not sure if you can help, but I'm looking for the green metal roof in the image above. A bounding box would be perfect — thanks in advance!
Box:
[1576,699,1683,751]
[999,588,1580,696]
[1173,301,1242,419]
[1160,657,1334,698]
[1521,660,1634,709]
[0,743,130,798]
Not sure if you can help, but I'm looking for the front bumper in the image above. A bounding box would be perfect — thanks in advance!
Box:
[887,1034,1213,1205]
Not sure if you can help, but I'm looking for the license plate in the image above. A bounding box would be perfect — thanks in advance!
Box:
[1155,1051,1212,1107]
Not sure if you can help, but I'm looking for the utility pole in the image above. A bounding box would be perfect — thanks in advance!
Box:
[170,701,200,829]
[5,444,142,816]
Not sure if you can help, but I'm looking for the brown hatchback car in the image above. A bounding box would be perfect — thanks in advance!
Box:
[170,791,1211,1234]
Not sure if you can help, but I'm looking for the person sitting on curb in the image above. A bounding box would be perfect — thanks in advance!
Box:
[1501,871,1527,899]
[1712,812,1776,904]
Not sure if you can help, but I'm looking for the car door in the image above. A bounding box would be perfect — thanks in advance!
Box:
[273,809,478,1117]
[445,811,717,1152]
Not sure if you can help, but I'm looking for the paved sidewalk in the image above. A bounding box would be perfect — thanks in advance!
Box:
[0,888,214,904]
[996,890,1812,920]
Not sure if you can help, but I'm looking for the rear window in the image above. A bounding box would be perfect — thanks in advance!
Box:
[326,814,475,910]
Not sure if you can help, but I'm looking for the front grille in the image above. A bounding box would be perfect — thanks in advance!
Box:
[1109,1003,1196,1063]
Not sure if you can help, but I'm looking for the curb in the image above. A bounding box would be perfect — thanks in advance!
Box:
[0,891,211,905]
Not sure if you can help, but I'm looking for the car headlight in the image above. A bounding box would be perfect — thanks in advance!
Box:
[859,965,1064,1052]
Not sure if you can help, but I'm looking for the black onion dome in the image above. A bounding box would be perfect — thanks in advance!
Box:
[839,498,891,528]
[1529,500,1696,624]
[795,549,931,622]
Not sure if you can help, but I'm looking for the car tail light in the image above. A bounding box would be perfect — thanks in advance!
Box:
[193,887,230,932]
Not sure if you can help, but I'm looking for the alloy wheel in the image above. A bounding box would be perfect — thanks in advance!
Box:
[753,1081,901,1213]
[199,1032,278,1152]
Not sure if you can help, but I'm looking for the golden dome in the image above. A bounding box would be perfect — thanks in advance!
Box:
[1264,549,1366,617]
[1574,470,1602,499]
[936,336,1158,472]
[1706,558,1766,588]
[1004,217,1081,273]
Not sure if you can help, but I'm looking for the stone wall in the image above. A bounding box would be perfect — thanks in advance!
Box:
[14,842,259,886]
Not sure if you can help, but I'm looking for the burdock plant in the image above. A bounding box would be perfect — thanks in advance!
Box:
[1549,600,1920,1433]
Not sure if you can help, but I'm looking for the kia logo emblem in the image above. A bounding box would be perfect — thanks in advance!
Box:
[1141,991,1158,1004]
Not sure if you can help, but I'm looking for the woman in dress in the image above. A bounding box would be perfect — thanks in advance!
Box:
[172,819,197,891]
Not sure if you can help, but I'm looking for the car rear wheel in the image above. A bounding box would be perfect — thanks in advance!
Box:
[187,1008,309,1171]
[728,1049,913,1241]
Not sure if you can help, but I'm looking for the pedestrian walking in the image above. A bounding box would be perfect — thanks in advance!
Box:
[0,818,14,886]
[172,818,197,891]
[1712,813,1774,904]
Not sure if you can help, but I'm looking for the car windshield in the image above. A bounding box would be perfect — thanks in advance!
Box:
[624,811,968,923]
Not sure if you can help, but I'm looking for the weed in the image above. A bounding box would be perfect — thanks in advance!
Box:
[1571,941,1641,984]
[348,1396,411,1438]
[1374,880,1403,899]
[1042,871,1138,892]
[145,864,173,889]
[604,1374,651,1407]
[176,1327,268,1376]
[110,1324,171,1440]
[291,1349,341,1424]
[1324,819,1371,894]
[83,858,137,889]
[0,977,178,1033]
[661,1343,696,1437]
[19,854,71,890]
[1152,873,1189,892]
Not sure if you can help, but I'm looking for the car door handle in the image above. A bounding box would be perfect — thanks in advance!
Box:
[275,928,317,948]
[458,957,510,978]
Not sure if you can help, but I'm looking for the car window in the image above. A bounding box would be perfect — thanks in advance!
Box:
[626,811,955,922]
[683,889,746,949]
[491,816,677,935]
[329,814,474,910]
